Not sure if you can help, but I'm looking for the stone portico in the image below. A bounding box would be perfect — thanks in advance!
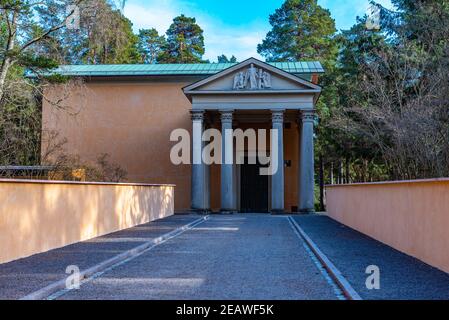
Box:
[184,58,321,213]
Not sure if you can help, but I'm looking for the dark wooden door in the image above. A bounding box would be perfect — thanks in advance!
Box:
[240,159,269,213]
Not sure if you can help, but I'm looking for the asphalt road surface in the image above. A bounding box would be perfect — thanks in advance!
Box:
[57,215,339,300]
[2,214,448,300]
[293,215,449,300]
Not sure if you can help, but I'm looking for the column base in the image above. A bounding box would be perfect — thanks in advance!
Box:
[220,210,236,215]
[298,208,315,214]
[270,209,285,215]
[190,208,211,215]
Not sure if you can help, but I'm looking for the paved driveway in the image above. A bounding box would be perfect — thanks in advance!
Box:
[57,215,339,300]
[3,214,448,300]
[0,215,201,300]
[293,215,449,300]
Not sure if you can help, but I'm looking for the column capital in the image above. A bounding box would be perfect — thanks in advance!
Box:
[271,109,285,124]
[220,110,234,124]
[300,110,316,123]
[190,110,205,121]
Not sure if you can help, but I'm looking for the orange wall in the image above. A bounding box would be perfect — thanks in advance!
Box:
[43,81,300,212]
[326,179,449,274]
[0,179,174,264]
[43,80,192,211]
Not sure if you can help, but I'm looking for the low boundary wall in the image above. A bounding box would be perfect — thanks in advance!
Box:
[326,178,449,274]
[0,179,174,263]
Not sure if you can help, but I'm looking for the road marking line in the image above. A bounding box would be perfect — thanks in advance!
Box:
[287,216,362,300]
[20,216,209,300]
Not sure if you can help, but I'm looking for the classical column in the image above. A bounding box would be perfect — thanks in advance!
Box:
[271,110,285,213]
[298,110,316,213]
[220,110,235,213]
[203,122,211,212]
[191,110,206,212]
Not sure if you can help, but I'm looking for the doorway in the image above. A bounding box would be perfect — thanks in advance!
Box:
[240,157,269,213]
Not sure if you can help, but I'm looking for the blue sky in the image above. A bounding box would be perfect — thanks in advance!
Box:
[123,0,393,61]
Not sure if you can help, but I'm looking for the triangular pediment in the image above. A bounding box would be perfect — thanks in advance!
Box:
[183,58,321,96]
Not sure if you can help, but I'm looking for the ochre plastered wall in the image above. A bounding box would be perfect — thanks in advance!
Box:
[43,80,192,211]
[326,179,449,274]
[0,180,174,264]
[43,80,300,212]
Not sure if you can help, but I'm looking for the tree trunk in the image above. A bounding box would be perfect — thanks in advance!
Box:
[319,155,325,212]
[345,156,350,184]
[330,162,334,184]
[362,159,368,182]
[338,160,343,184]
[0,11,18,104]
[0,57,12,103]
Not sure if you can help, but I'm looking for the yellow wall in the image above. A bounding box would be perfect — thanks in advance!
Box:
[0,179,174,264]
[43,80,192,210]
[43,80,300,212]
[326,179,449,274]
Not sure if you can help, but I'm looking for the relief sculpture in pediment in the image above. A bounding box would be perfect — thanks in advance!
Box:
[233,64,271,90]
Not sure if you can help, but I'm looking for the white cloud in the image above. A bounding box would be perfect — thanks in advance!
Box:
[195,17,266,61]
[124,1,177,36]
[123,0,267,62]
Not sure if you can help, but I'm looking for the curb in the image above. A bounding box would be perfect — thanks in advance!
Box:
[20,215,209,300]
[288,216,362,300]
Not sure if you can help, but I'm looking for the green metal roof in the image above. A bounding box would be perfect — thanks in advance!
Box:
[51,61,324,77]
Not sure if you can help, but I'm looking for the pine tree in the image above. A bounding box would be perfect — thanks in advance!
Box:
[137,28,166,64]
[257,0,337,64]
[79,1,140,64]
[217,54,237,63]
[34,0,140,64]
[158,15,205,63]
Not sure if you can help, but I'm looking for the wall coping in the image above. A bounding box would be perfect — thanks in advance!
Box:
[0,178,175,188]
[326,177,449,188]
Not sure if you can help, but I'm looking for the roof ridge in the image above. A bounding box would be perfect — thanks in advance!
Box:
[42,61,325,78]
[58,61,321,67]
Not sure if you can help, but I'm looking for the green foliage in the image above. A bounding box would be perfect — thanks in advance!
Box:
[79,3,140,64]
[33,0,140,65]
[0,1,210,169]
[18,54,59,70]
[217,54,237,63]
[329,1,449,180]
[323,18,388,165]
[158,14,205,63]
[137,28,166,64]
[257,0,337,65]
[258,0,445,187]
[258,1,343,190]
[3,0,449,186]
